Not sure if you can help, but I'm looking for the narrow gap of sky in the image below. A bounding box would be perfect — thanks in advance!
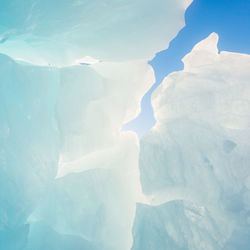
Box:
[122,0,250,139]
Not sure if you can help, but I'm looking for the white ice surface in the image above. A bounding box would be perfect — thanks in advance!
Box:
[135,33,250,249]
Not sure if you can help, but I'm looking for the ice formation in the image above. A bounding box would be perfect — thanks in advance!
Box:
[1,1,250,250]
[135,33,250,249]
[0,1,191,249]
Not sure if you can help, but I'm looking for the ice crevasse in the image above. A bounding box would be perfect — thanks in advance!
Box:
[0,1,250,250]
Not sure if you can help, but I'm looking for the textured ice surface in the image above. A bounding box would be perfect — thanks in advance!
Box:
[0,1,192,249]
[0,53,154,249]
[1,1,250,249]
[135,33,250,249]
[0,0,189,65]
[0,55,60,249]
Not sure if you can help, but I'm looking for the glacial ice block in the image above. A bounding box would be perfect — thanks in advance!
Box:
[134,33,250,249]
[0,50,154,249]
[0,0,191,65]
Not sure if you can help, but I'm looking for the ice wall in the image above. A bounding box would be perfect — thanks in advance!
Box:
[0,55,155,249]
[134,33,250,249]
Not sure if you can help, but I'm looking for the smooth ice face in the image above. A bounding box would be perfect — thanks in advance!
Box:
[27,60,155,250]
[0,0,190,65]
[56,60,154,178]
[135,33,250,249]
[0,54,60,249]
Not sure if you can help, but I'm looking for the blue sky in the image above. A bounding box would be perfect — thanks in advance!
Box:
[123,0,250,138]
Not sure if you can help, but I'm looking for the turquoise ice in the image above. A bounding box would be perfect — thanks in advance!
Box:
[1,1,250,250]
